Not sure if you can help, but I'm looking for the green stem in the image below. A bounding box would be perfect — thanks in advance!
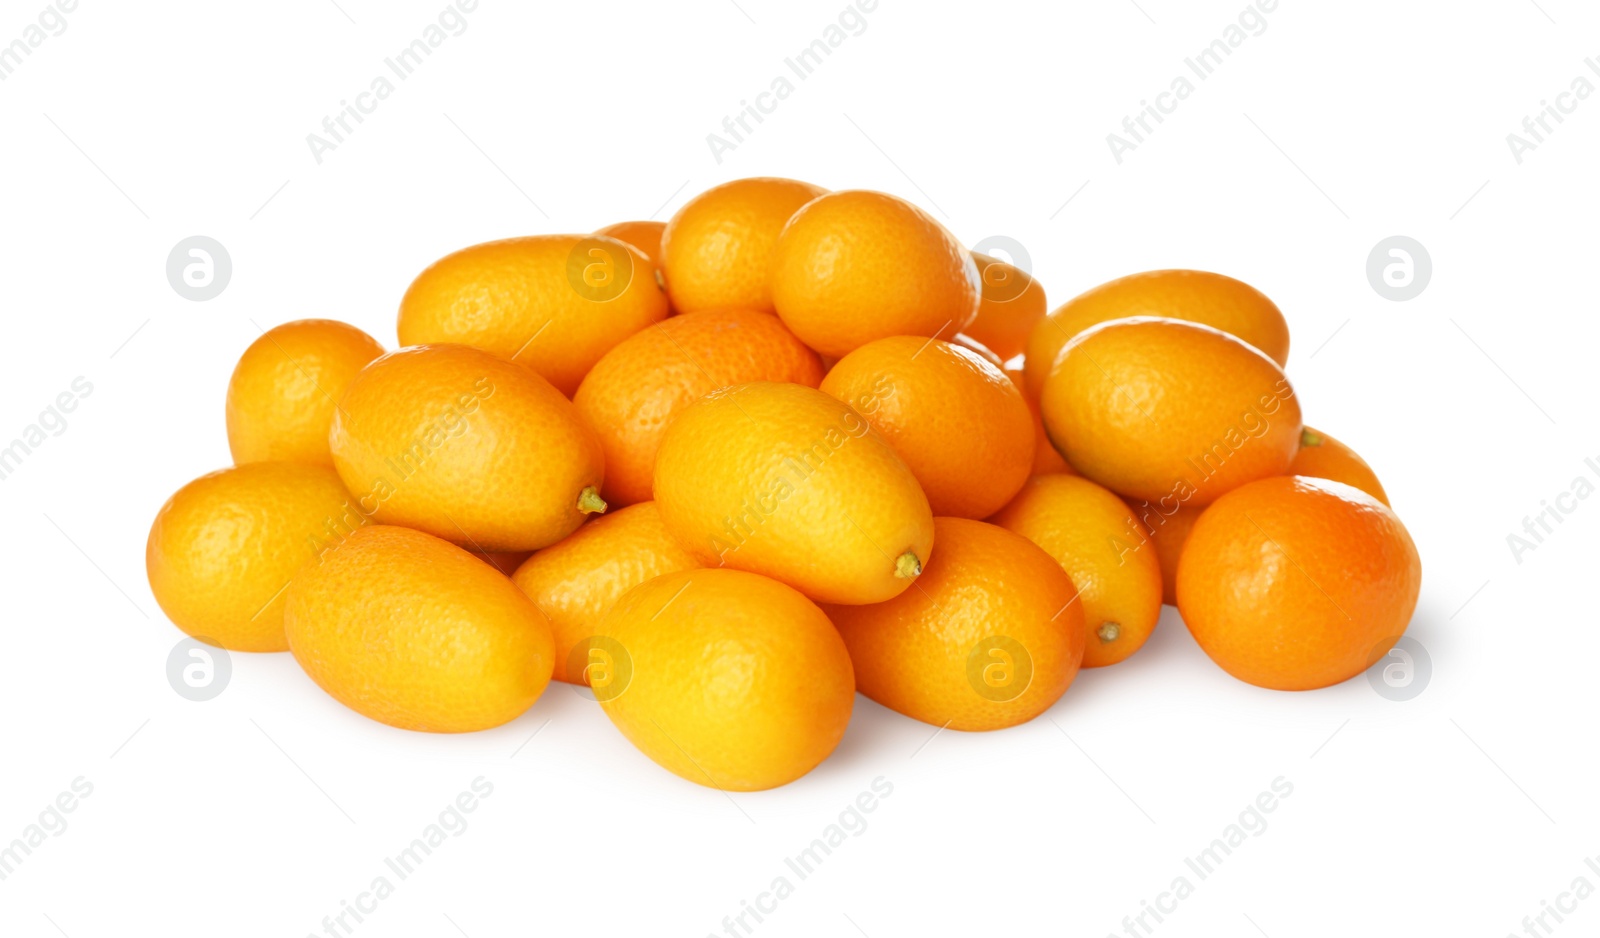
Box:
[577,486,608,515]
[894,551,922,579]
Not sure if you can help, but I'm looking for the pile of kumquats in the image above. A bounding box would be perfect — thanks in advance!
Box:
[146,177,1421,791]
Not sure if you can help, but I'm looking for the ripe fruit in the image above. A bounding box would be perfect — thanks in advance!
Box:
[226,319,384,466]
[598,568,854,791]
[990,475,1162,667]
[652,381,933,605]
[511,502,701,685]
[1176,476,1422,691]
[574,310,824,507]
[285,525,554,732]
[329,344,606,552]
[820,336,1032,519]
[1143,502,1202,606]
[660,177,827,315]
[964,252,1047,362]
[1041,317,1301,507]
[825,517,1084,731]
[1288,426,1390,506]
[1023,269,1291,398]
[771,190,981,358]
[594,220,665,266]
[397,234,668,396]
[147,463,357,652]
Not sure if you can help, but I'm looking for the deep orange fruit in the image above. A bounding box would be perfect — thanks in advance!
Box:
[573,309,823,507]
[226,319,385,467]
[771,190,980,358]
[990,474,1163,667]
[1023,269,1290,399]
[825,517,1084,731]
[964,252,1047,362]
[819,336,1033,519]
[1288,426,1390,506]
[594,220,666,266]
[1176,476,1422,691]
[660,177,827,315]
[1040,317,1301,507]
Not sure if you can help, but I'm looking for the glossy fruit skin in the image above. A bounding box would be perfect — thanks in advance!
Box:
[511,502,701,684]
[1176,476,1422,691]
[1288,426,1390,506]
[598,568,854,791]
[660,177,827,315]
[594,220,665,265]
[397,234,668,396]
[965,252,1047,362]
[285,525,554,732]
[1026,393,1074,475]
[820,337,1033,519]
[771,190,981,358]
[825,518,1083,731]
[990,475,1163,667]
[226,319,385,467]
[653,381,934,605]
[328,344,605,552]
[1143,502,1203,606]
[1041,317,1302,507]
[1024,269,1290,399]
[574,310,824,507]
[147,463,359,652]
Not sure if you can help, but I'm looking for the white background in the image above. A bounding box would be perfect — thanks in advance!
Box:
[0,1,1595,935]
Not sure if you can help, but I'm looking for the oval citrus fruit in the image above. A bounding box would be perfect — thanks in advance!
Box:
[990,474,1163,667]
[771,190,980,358]
[1288,426,1390,506]
[1023,269,1290,398]
[825,517,1084,731]
[147,462,359,652]
[397,234,668,396]
[574,309,824,507]
[820,336,1032,519]
[329,344,605,552]
[965,252,1047,362]
[660,177,827,315]
[285,525,554,732]
[1040,317,1302,507]
[652,381,934,605]
[598,568,854,791]
[226,319,384,467]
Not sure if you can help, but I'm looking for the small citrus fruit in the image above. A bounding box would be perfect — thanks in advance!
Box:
[574,309,823,507]
[965,252,1047,361]
[397,234,668,396]
[598,568,854,791]
[1040,317,1301,507]
[660,177,827,315]
[1176,476,1422,691]
[285,525,554,732]
[226,319,384,466]
[771,190,980,357]
[594,220,666,266]
[329,344,605,552]
[147,462,358,652]
[820,336,1032,519]
[825,517,1084,731]
[511,502,701,685]
[990,474,1162,667]
[653,381,933,605]
[1141,502,1203,606]
[469,550,532,576]
[1288,427,1390,506]
[1024,269,1290,398]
